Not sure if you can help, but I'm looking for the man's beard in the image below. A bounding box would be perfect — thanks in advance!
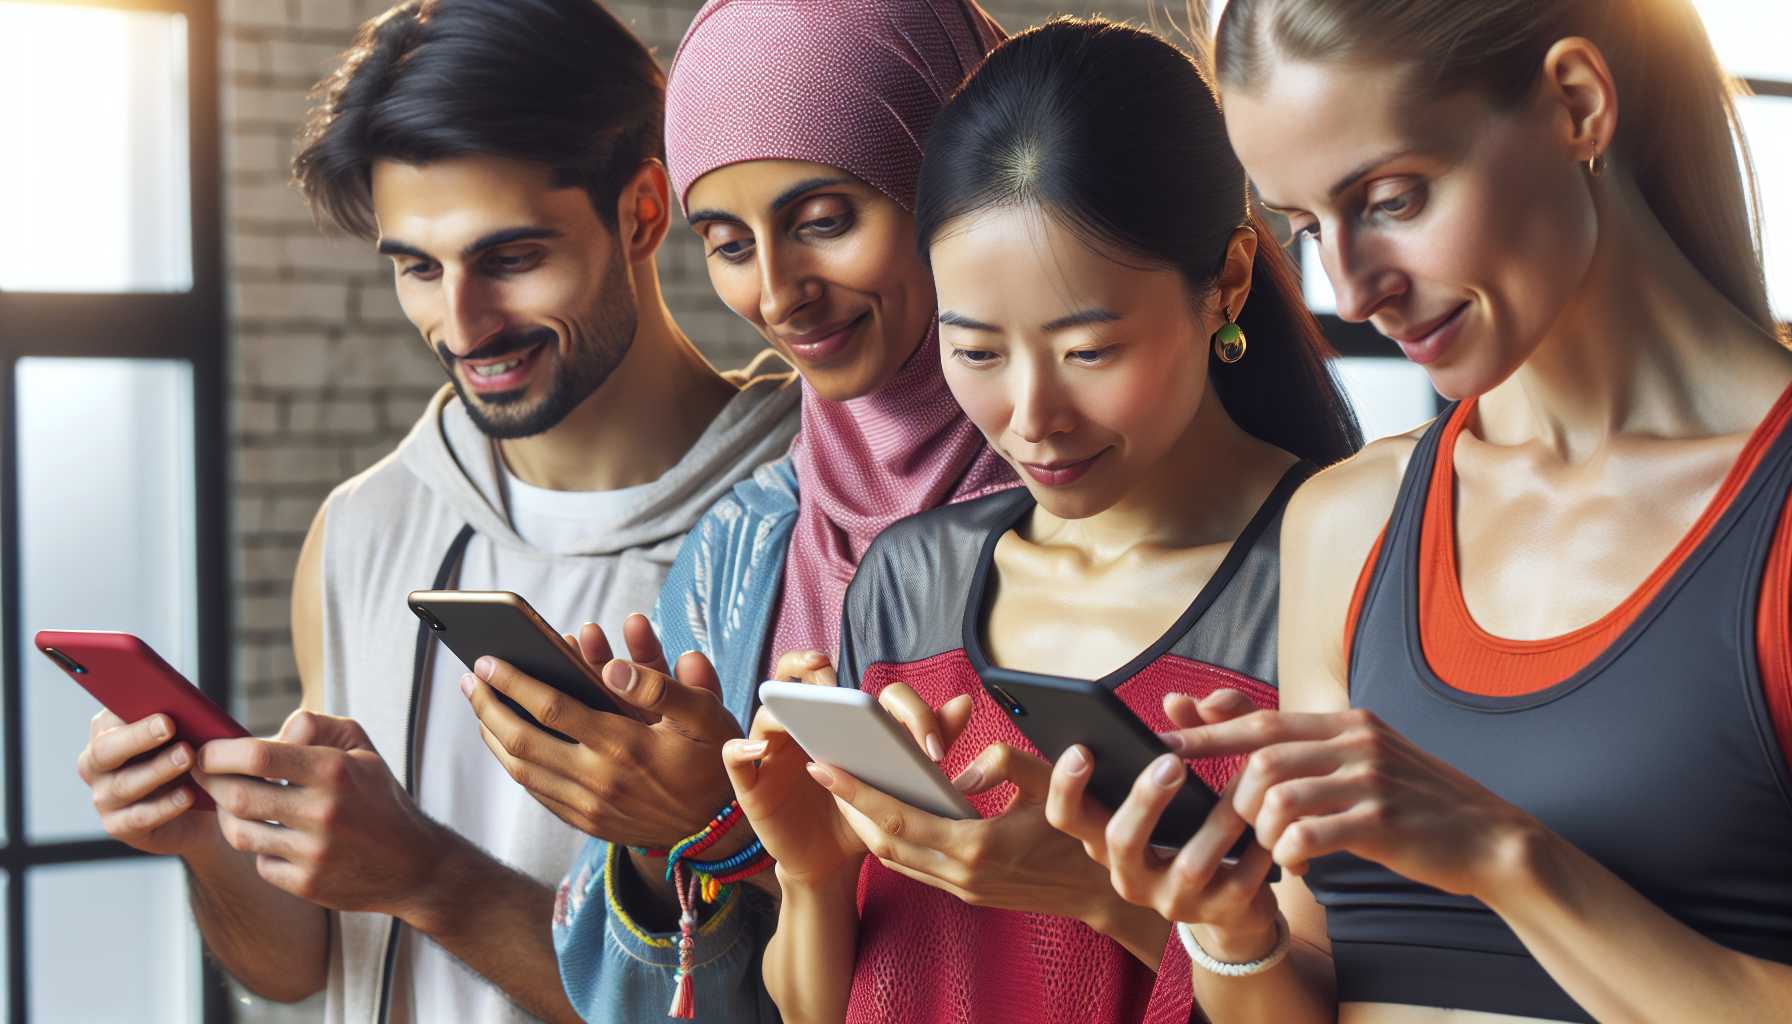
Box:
[440,252,638,441]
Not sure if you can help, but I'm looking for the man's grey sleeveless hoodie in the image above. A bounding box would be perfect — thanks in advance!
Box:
[316,370,798,1024]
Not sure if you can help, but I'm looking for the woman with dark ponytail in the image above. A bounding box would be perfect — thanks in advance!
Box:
[1062,1,1792,1022]
[721,18,1359,1023]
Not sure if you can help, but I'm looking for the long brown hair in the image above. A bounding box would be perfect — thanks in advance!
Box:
[1209,0,1785,345]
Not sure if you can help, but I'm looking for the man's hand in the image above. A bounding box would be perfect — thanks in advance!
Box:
[466,614,743,851]
[76,709,216,857]
[195,710,446,923]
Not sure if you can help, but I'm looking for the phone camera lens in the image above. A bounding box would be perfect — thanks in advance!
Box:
[986,683,1025,717]
[43,647,87,674]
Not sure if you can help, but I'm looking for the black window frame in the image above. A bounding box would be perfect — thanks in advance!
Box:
[0,1,229,1021]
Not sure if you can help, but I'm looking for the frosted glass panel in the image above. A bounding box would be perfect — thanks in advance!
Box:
[1736,95,1792,321]
[18,358,197,841]
[0,4,191,292]
[1335,356,1438,442]
[1695,1,1792,81]
[1,514,5,847]
[1299,234,1338,315]
[27,860,198,1023]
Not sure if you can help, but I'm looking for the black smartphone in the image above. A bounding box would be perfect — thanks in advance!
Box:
[981,665,1250,853]
[407,590,630,742]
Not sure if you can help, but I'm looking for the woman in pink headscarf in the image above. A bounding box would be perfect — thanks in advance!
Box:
[546,2,1013,1021]
[666,0,1016,672]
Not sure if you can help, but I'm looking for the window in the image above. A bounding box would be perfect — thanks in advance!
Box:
[0,5,192,293]
[1696,0,1792,320]
[0,2,228,1022]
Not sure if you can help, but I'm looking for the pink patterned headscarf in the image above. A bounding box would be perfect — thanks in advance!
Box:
[666,0,1016,665]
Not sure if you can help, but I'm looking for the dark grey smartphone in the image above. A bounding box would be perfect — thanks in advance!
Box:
[407,590,628,742]
[981,665,1253,854]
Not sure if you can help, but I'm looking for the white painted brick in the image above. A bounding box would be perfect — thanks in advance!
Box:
[237,536,304,585]
[230,231,284,272]
[267,38,347,81]
[350,333,451,390]
[236,441,349,486]
[296,0,359,32]
[226,131,285,177]
[233,494,267,536]
[680,309,749,352]
[240,593,292,634]
[221,35,268,76]
[608,2,665,41]
[660,232,707,278]
[242,687,302,737]
[235,281,352,321]
[273,491,333,533]
[233,396,282,434]
[288,396,379,434]
[229,181,311,222]
[381,390,436,431]
[231,641,264,689]
[221,0,290,31]
[286,233,378,275]
[349,440,401,475]
[228,83,312,127]
[350,279,410,328]
[237,332,337,387]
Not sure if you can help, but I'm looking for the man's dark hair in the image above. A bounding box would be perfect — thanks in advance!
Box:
[293,0,666,239]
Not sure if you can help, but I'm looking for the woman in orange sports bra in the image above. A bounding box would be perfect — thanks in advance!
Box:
[1045,1,1792,1022]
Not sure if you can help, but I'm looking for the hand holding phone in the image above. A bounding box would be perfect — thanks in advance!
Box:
[758,681,978,820]
[408,590,629,741]
[1044,686,1281,942]
[44,629,248,825]
[720,701,872,888]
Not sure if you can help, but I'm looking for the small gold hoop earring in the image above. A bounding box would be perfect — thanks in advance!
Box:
[1213,308,1247,365]
[1586,151,1607,177]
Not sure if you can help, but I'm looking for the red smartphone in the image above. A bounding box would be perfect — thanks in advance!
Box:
[36,629,249,811]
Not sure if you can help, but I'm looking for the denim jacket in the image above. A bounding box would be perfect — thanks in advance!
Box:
[553,458,799,1023]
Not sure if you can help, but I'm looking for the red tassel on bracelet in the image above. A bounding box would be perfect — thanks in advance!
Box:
[667,862,698,1019]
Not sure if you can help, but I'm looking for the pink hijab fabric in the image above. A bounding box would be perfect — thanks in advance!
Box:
[666,0,1016,664]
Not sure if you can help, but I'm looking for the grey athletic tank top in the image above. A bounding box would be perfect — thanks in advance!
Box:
[1302,403,1792,1022]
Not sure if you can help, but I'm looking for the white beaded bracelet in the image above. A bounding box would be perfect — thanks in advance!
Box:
[1176,915,1291,977]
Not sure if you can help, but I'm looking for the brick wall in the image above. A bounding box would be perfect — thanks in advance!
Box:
[221,0,1180,735]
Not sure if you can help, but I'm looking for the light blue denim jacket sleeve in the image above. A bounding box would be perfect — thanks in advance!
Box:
[553,458,800,1024]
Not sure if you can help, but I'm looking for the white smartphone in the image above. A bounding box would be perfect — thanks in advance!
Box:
[757,682,979,820]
